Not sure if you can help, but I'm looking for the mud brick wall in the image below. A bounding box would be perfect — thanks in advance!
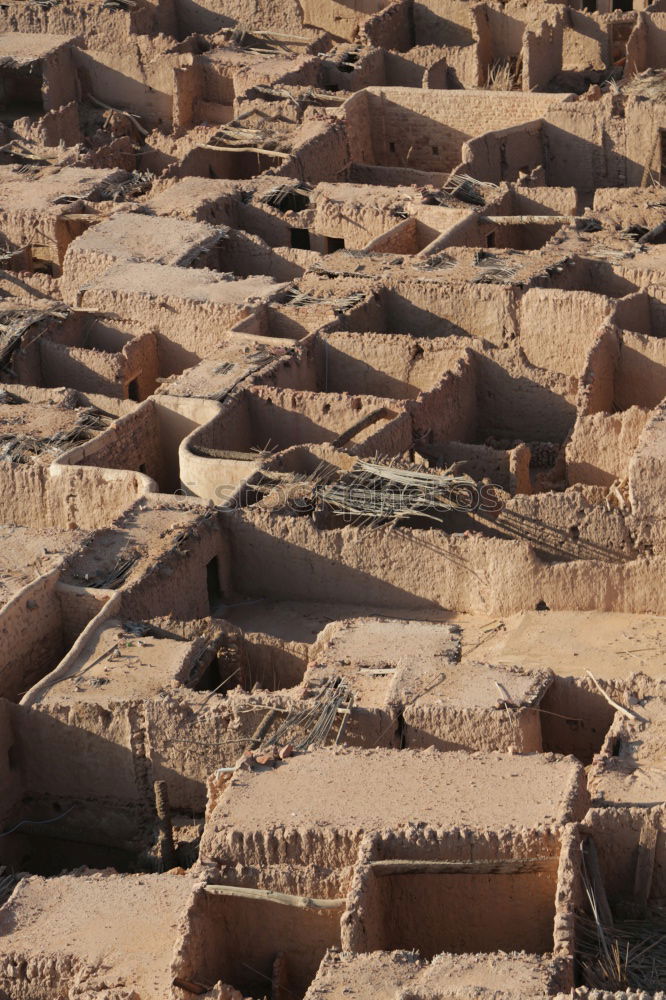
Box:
[361,88,566,172]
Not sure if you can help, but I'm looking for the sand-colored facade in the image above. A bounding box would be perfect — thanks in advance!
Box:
[1,1,666,998]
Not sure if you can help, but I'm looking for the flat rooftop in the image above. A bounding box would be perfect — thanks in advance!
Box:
[0,388,115,466]
[76,261,283,306]
[37,618,198,705]
[0,33,74,64]
[68,212,224,267]
[0,166,127,212]
[304,950,562,1000]
[205,747,585,838]
[0,871,193,1000]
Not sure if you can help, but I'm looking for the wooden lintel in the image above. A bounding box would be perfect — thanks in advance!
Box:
[204,884,346,909]
[369,857,559,876]
[202,144,291,159]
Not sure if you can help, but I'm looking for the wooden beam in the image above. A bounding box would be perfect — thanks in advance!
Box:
[201,144,291,159]
[583,837,613,929]
[480,215,577,225]
[633,819,658,914]
[204,885,346,909]
[369,857,559,877]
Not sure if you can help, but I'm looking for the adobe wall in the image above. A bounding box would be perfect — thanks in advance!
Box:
[378,279,517,344]
[14,100,81,147]
[0,570,65,703]
[411,0,476,48]
[225,508,666,614]
[566,406,650,486]
[518,289,615,377]
[56,582,113,646]
[0,1,172,45]
[577,323,619,416]
[412,352,477,442]
[628,400,666,552]
[615,329,666,410]
[73,41,186,128]
[41,44,78,111]
[57,400,166,488]
[523,13,564,91]
[345,829,566,959]
[460,119,544,184]
[39,338,126,397]
[70,264,277,376]
[118,515,232,621]
[0,462,151,532]
[359,0,412,51]
[359,88,566,173]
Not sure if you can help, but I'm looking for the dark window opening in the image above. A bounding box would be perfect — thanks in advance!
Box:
[127,377,140,401]
[389,141,396,153]
[432,145,439,155]
[486,231,496,248]
[138,463,147,474]
[612,0,632,10]
[326,236,345,253]
[206,555,222,611]
[0,65,43,124]
[290,228,311,250]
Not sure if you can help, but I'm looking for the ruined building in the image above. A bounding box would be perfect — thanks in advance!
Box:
[1,0,666,997]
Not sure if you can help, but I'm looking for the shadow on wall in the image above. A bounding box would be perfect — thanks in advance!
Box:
[75,51,173,128]
[181,889,342,999]
[342,289,471,338]
[359,97,471,174]
[473,354,577,444]
[543,123,644,191]
[226,513,461,611]
[3,704,204,869]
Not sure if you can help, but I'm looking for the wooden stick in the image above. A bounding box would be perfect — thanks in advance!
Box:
[633,819,658,913]
[201,144,291,158]
[583,837,614,929]
[249,708,278,749]
[172,977,209,994]
[204,885,346,909]
[369,857,559,876]
[88,95,149,136]
[585,670,643,721]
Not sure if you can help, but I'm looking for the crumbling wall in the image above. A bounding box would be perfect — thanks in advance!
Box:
[518,289,615,377]
[460,119,544,184]
[0,570,65,703]
[226,507,666,614]
[0,463,150,532]
[360,88,565,174]
[523,13,564,91]
[566,406,650,486]
[57,400,166,488]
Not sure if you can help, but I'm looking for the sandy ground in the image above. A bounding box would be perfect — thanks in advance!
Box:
[471,610,666,681]
[0,870,194,999]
